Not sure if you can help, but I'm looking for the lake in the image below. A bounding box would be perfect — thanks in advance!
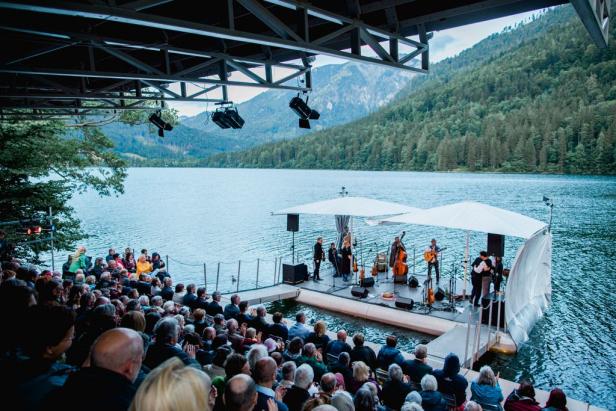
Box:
[63,168,615,408]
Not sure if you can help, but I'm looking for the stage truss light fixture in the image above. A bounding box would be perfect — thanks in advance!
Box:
[149,111,173,137]
[289,94,320,128]
[211,104,245,129]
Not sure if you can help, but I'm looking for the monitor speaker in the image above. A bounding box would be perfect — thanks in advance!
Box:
[360,277,375,287]
[435,287,446,301]
[395,297,414,310]
[287,214,299,232]
[351,286,369,298]
[393,274,407,284]
[487,233,505,257]
[282,263,306,284]
[408,276,419,288]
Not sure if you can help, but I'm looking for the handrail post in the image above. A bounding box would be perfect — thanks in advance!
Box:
[496,292,502,335]
[413,246,416,277]
[273,257,278,285]
[464,309,472,368]
[488,296,494,347]
[203,263,207,292]
[166,255,169,272]
[216,262,220,292]
[256,258,260,288]
[237,260,241,293]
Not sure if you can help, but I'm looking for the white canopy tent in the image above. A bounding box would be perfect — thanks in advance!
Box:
[372,201,551,346]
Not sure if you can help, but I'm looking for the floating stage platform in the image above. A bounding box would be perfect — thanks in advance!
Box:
[222,278,605,411]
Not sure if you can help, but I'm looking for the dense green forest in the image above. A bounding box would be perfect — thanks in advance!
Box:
[204,6,616,174]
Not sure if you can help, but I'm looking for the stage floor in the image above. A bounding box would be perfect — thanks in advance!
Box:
[297,267,483,324]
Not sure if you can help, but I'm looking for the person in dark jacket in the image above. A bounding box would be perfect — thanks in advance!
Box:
[350,333,377,370]
[328,352,353,391]
[402,344,433,386]
[143,317,200,369]
[504,380,542,411]
[432,353,468,408]
[224,294,241,320]
[182,283,198,308]
[313,237,325,281]
[542,388,568,411]
[376,335,405,370]
[419,374,448,411]
[237,300,254,325]
[328,243,341,277]
[305,320,330,350]
[283,364,313,411]
[151,252,165,270]
[49,328,143,411]
[381,364,413,411]
[206,291,224,316]
[253,357,288,411]
[159,277,174,301]
[268,312,289,341]
[324,329,352,362]
[250,306,270,335]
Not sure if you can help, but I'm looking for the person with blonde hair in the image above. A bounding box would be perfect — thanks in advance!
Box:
[68,246,89,274]
[350,360,377,394]
[471,365,503,409]
[130,357,215,411]
[136,254,153,276]
[306,320,330,350]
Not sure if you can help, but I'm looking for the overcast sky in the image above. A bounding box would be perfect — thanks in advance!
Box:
[169,10,543,117]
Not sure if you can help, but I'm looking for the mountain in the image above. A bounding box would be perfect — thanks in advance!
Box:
[203,5,616,175]
[100,62,414,164]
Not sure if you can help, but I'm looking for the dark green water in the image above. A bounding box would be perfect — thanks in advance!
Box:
[67,169,616,408]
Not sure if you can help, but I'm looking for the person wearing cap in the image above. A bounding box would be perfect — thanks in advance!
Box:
[402,344,433,386]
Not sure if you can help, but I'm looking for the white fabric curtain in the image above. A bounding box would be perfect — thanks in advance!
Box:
[505,229,553,346]
[335,214,350,249]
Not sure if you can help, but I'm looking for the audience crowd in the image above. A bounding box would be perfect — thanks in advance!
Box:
[0,246,571,411]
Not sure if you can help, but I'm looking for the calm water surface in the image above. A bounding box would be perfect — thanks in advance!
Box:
[62,168,615,408]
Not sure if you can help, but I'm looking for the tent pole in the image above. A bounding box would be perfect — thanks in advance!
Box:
[463,231,469,299]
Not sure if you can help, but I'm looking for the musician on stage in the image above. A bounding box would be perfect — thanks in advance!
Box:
[328,242,341,277]
[340,238,352,282]
[388,236,405,268]
[492,255,504,293]
[470,251,492,307]
[313,237,325,281]
[425,239,441,283]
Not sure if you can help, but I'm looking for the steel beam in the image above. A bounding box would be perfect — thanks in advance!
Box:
[570,0,610,47]
[0,93,225,103]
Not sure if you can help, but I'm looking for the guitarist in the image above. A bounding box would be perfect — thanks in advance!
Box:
[425,239,441,284]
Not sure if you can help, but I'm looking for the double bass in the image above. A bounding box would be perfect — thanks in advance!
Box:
[392,232,409,277]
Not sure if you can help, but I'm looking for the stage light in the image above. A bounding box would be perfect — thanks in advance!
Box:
[211,106,245,129]
[149,111,173,137]
[289,94,320,128]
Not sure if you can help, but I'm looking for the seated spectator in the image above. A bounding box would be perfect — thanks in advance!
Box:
[377,335,405,370]
[150,278,162,296]
[160,278,174,301]
[68,246,90,274]
[283,363,314,411]
[328,352,353,392]
[237,300,253,325]
[54,328,143,411]
[130,357,215,411]
[382,363,413,411]
[194,287,209,310]
[144,311,161,336]
[91,257,107,279]
[324,330,352,362]
[354,388,376,411]
[9,305,76,411]
[211,353,251,400]
[226,319,245,352]
[288,312,312,341]
[172,283,186,305]
[543,388,568,411]
[465,401,483,411]
[297,342,327,381]
[331,391,354,411]
[213,314,227,334]
[144,317,200,369]
[269,312,289,341]
[433,353,468,408]
[250,306,270,335]
[317,372,337,403]
[402,344,433,387]
[280,361,297,389]
[206,291,224,317]
[224,294,241,320]
[203,345,231,378]
[242,328,259,352]
[120,311,146,333]
[193,308,208,336]
[349,361,377,395]
[135,255,152,276]
[471,365,504,410]
[350,333,377,370]
[306,320,330,350]
[151,252,165,271]
[122,252,136,273]
[247,344,269,373]
[182,283,198,308]
[504,380,541,411]
[66,303,117,367]
[283,337,304,362]
[419,374,447,411]
[404,391,423,408]
[253,357,289,411]
[225,374,258,411]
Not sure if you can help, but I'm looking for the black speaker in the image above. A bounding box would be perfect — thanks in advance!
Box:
[395,297,414,310]
[481,294,506,326]
[393,274,408,284]
[487,233,505,257]
[287,214,299,232]
[360,277,375,287]
[408,276,419,288]
[283,263,306,284]
[351,286,369,298]
[434,287,446,301]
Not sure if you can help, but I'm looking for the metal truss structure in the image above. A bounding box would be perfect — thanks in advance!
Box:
[0,0,609,118]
